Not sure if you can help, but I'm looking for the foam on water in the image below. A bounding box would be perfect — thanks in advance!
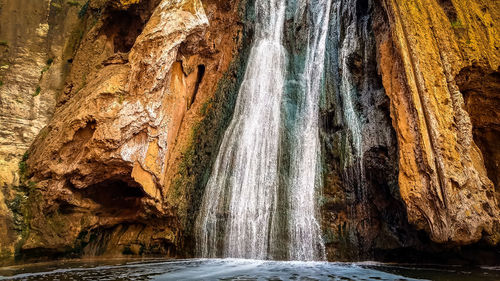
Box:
[0,259,431,281]
[3,259,499,280]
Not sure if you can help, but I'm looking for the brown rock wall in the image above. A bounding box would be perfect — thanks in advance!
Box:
[374,0,499,244]
[0,0,90,262]
[2,0,247,263]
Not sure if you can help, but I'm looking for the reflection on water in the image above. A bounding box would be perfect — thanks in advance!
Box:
[0,258,499,281]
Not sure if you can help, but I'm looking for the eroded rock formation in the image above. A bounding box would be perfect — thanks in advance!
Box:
[1,0,249,263]
[373,0,499,245]
[0,0,90,261]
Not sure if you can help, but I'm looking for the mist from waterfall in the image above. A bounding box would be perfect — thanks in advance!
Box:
[195,0,331,260]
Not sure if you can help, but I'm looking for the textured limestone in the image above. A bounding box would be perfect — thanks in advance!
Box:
[373,0,499,245]
[21,0,208,258]
[126,0,209,198]
[0,0,88,261]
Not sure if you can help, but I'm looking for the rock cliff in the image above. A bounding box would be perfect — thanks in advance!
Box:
[0,0,89,261]
[320,0,499,263]
[1,0,250,263]
[374,0,499,245]
[0,0,498,265]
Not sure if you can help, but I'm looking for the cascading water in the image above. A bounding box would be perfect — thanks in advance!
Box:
[331,1,365,169]
[319,1,398,259]
[195,0,331,260]
[195,0,287,259]
[287,0,331,261]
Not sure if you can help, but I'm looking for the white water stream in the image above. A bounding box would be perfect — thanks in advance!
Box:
[195,0,331,260]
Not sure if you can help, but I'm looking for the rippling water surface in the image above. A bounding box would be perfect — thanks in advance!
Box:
[1,259,498,281]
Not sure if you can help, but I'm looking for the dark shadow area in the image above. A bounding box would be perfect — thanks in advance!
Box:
[356,0,370,18]
[438,0,458,23]
[73,120,96,144]
[456,65,500,189]
[101,10,144,53]
[74,179,146,217]
[99,0,162,53]
[190,65,206,108]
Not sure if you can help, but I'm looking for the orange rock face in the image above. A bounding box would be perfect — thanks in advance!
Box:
[373,0,499,244]
[7,0,245,261]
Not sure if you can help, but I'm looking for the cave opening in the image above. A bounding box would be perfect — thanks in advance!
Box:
[99,0,163,54]
[101,10,145,53]
[77,178,146,217]
[456,66,500,189]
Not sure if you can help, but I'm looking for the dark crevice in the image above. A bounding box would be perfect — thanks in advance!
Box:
[99,0,162,54]
[437,0,458,23]
[190,65,206,108]
[356,0,370,18]
[101,10,144,53]
[72,120,96,145]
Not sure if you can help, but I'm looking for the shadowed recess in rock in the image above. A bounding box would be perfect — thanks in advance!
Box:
[72,179,146,216]
[456,66,500,189]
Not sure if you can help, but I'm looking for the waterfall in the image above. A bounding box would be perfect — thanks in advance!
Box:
[195,0,287,260]
[335,1,364,164]
[287,0,331,261]
[195,0,331,260]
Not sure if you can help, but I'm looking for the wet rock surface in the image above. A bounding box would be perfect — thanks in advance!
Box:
[318,0,404,261]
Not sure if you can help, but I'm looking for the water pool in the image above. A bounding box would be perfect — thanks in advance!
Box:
[1,258,499,280]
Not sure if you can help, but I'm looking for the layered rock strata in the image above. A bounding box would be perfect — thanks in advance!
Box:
[374,0,499,245]
[0,0,91,261]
